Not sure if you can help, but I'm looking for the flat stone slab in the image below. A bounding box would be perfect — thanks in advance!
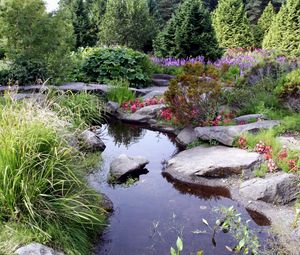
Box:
[165,145,261,178]
[152,74,175,80]
[15,243,64,255]
[239,172,299,204]
[119,104,165,124]
[110,154,149,182]
[277,136,300,151]
[234,114,267,123]
[195,120,280,146]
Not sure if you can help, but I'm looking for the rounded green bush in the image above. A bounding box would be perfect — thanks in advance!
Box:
[81,46,153,88]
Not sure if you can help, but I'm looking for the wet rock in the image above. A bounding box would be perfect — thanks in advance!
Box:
[119,104,165,124]
[109,154,149,182]
[106,101,119,113]
[176,127,198,146]
[234,114,267,123]
[239,172,299,204]
[194,120,280,146]
[100,193,114,213]
[15,243,64,255]
[80,130,106,152]
[165,146,261,178]
[277,136,300,151]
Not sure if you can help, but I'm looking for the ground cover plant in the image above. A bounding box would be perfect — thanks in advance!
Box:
[0,95,107,255]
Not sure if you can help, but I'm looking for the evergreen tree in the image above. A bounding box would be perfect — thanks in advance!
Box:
[154,0,222,60]
[156,0,182,23]
[255,2,275,45]
[212,0,255,48]
[263,0,300,56]
[99,0,156,50]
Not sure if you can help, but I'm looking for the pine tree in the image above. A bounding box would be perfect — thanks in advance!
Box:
[212,0,255,48]
[99,0,156,50]
[156,0,182,23]
[263,0,300,56]
[154,0,222,60]
[255,2,275,46]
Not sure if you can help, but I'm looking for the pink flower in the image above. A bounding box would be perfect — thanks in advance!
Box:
[131,105,137,113]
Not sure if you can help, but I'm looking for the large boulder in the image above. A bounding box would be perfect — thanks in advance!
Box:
[109,154,149,182]
[119,104,165,124]
[80,130,106,152]
[239,172,299,205]
[15,243,64,255]
[165,146,261,178]
[195,120,280,146]
[176,127,198,146]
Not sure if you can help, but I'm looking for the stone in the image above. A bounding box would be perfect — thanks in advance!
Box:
[80,130,106,152]
[15,243,64,255]
[152,74,175,80]
[110,154,149,182]
[234,114,267,123]
[152,78,169,87]
[176,127,198,146]
[165,146,261,178]
[194,120,280,146]
[119,104,165,124]
[282,95,300,113]
[239,172,299,204]
[100,193,114,213]
[106,101,119,113]
[142,91,165,100]
[277,136,300,151]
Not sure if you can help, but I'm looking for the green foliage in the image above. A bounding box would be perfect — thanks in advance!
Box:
[212,0,255,48]
[164,63,222,125]
[154,0,222,60]
[0,0,74,84]
[255,2,275,46]
[49,91,103,128]
[170,237,183,255]
[99,0,157,50]
[107,79,136,105]
[263,0,300,56]
[0,98,106,254]
[157,0,182,23]
[81,46,153,87]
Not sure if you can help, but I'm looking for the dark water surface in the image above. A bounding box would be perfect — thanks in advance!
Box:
[88,120,269,255]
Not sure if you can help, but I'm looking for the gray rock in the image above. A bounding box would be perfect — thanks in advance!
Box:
[165,146,261,178]
[142,91,165,100]
[239,172,299,204]
[234,114,267,123]
[152,74,175,80]
[100,193,113,213]
[80,130,106,152]
[277,136,300,151]
[15,243,64,255]
[152,78,169,87]
[110,154,149,182]
[195,120,280,146]
[283,95,300,113]
[176,127,198,146]
[106,101,119,113]
[119,104,165,124]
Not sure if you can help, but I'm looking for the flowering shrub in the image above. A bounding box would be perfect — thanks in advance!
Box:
[121,97,165,113]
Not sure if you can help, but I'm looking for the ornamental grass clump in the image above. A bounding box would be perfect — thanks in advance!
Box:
[164,62,222,125]
[0,97,106,254]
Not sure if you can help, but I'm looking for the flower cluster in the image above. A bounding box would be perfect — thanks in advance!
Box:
[254,141,273,160]
[159,108,173,121]
[121,97,164,113]
[151,56,205,67]
[202,111,235,127]
[237,136,247,149]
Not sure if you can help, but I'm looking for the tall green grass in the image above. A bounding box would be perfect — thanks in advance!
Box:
[106,79,135,105]
[0,97,106,254]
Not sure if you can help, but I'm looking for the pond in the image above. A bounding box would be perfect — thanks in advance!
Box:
[87,119,270,255]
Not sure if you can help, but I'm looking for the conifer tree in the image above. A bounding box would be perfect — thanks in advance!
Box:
[154,0,222,60]
[263,0,300,56]
[212,0,255,48]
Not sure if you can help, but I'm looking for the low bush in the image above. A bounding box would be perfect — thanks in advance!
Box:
[164,63,222,125]
[0,97,106,254]
[81,46,153,88]
[106,79,136,105]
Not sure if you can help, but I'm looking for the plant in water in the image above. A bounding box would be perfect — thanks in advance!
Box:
[107,79,136,105]
[170,237,183,255]
[0,96,106,254]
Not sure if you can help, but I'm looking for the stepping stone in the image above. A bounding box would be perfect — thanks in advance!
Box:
[165,145,261,178]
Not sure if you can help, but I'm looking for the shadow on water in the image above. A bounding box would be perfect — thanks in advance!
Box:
[88,120,270,255]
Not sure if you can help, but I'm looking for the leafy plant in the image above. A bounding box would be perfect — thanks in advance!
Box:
[170,237,183,255]
[81,46,153,88]
[107,79,136,105]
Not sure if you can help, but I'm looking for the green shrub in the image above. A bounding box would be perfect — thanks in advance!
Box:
[107,79,136,105]
[263,0,300,57]
[212,0,255,48]
[164,62,222,125]
[0,98,106,254]
[81,46,152,88]
[154,0,222,60]
[49,91,103,128]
